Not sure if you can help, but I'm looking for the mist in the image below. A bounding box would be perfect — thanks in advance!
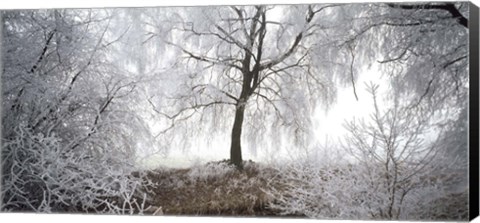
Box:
[1,2,470,220]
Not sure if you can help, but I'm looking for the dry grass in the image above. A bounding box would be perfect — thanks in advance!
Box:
[142,160,290,216]
[138,160,468,220]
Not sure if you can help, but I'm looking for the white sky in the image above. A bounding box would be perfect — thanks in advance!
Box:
[315,72,381,140]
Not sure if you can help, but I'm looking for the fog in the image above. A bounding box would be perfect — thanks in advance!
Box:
[1,1,470,219]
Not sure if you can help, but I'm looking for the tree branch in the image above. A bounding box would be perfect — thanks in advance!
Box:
[259,6,316,70]
[386,3,468,28]
[166,41,243,71]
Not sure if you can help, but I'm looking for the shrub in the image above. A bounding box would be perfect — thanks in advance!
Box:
[1,124,153,214]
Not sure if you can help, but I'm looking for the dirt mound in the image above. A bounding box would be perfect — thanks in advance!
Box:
[142,160,288,216]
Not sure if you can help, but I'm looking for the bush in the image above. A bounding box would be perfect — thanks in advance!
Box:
[1,124,153,214]
[266,159,468,220]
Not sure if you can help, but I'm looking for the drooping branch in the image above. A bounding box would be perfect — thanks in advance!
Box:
[442,55,467,69]
[386,3,468,28]
[347,41,359,101]
[149,97,236,136]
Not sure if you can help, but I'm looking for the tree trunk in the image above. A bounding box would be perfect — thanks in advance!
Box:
[230,101,246,169]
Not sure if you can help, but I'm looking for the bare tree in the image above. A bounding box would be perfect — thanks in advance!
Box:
[146,5,355,169]
[268,83,465,220]
[342,83,444,219]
